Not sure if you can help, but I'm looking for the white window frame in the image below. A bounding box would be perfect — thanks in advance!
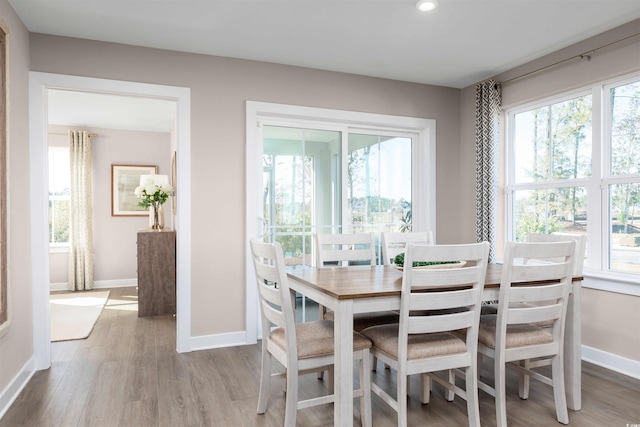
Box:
[505,72,640,296]
[245,101,436,342]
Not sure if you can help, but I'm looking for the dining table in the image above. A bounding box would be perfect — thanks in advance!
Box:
[286,263,582,427]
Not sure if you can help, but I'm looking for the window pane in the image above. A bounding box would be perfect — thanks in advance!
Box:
[610,81,640,176]
[610,183,640,273]
[347,134,412,234]
[49,198,70,244]
[48,147,70,245]
[514,95,591,183]
[263,126,341,265]
[513,187,587,243]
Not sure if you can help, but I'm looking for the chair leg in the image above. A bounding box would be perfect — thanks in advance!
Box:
[420,373,431,404]
[495,358,508,427]
[327,366,335,395]
[445,369,455,401]
[465,366,481,427]
[359,351,372,427]
[518,359,530,399]
[257,348,271,414]
[551,354,569,424]
[397,371,408,427]
[284,368,299,427]
[371,355,378,371]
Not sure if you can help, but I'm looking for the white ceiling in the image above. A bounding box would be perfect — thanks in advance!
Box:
[10,0,640,131]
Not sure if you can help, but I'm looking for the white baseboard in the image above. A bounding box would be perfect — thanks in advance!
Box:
[190,331,250,352]
[50,278,137,292]
[582,345,640,380]
[0,356,36,420]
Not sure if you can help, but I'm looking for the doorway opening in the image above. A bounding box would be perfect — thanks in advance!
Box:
[30,72,192,369]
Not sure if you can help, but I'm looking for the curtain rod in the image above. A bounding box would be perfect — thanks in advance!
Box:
[501,31,640,85]
[48,131,99,138]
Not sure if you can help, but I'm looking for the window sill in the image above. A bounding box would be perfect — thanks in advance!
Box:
[49,246,69,254]
[582,269,640,297]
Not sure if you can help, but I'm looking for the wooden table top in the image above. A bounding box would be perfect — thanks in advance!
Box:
[286,264,580,300]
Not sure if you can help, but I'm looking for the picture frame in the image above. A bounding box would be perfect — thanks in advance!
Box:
[0,26,8,336]
[111,164,157,216]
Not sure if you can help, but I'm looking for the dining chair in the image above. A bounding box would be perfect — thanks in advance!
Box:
[315,232,400,330]
[361,242,490,427]
[315,232,400,376]
[481,232,585,315]
[250,238,373,427]
[381,230,434,265]
[315,232,377,267]
[476,240,575,427]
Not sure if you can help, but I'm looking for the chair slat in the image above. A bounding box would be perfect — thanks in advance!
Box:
[507,304,562,325]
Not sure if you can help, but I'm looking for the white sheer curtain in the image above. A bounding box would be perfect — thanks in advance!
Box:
[68,131,94,291]
[475,79,501,263]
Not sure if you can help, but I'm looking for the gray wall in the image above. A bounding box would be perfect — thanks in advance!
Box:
[29,33,463,337]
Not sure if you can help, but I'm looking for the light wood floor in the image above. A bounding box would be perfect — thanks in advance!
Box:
[2,287,639,426]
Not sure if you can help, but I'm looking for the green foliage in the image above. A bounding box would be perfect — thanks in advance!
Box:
[392,252,458,268]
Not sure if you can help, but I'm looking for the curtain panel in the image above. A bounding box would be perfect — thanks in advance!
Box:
[68,130,95,291]
[475,80,501,262]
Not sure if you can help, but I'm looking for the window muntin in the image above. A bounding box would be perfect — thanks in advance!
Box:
[48,146,70,246]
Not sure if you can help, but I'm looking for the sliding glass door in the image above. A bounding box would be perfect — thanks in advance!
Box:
[262,125,415,267]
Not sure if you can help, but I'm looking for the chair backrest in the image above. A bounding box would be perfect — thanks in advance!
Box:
[315,232,376,267]
[497,241,575,346]
[381,231,434,265]
[526,233,586,276]
[249,239,297,355]
[398,242,490,361]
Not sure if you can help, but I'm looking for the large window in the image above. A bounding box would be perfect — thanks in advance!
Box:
[507,74,640,279]
[48,146,70,246]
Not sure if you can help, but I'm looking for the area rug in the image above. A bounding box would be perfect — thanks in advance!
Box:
[50,290,110,342]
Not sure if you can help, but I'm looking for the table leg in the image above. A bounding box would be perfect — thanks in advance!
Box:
[565,280,582,411]
[334,300,354,427]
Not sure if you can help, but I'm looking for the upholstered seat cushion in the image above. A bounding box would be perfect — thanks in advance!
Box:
[324,310,400,331]
[360,324,466,360]
[478,314,553,349]
[270,319,372,359]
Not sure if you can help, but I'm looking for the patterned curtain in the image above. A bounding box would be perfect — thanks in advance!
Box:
[475,80,501,262]
[68,131,94,291]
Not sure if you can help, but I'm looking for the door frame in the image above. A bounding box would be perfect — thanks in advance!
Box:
[245,101,435,342]
[30,72,192,369]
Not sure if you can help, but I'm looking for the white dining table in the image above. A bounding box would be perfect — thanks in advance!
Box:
[287,264,582,427]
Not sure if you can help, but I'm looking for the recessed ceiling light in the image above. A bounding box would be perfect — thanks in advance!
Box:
[416,0,439,12]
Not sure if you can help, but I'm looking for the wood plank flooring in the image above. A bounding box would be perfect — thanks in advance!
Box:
[1,287,639,426]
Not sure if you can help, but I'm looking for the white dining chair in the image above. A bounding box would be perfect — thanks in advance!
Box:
[476,240,575,427]
[250,238,372,427]
[315,232,377,267]
[315,232,399,330]
[381,231,434,265]
[481,232,585,315]
[315,232,400,375]
[361,242,490,427]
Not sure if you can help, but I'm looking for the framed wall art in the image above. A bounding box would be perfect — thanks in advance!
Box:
[111,164,157,216]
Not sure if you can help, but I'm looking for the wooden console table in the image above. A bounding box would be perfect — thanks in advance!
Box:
[137,229,176,317]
